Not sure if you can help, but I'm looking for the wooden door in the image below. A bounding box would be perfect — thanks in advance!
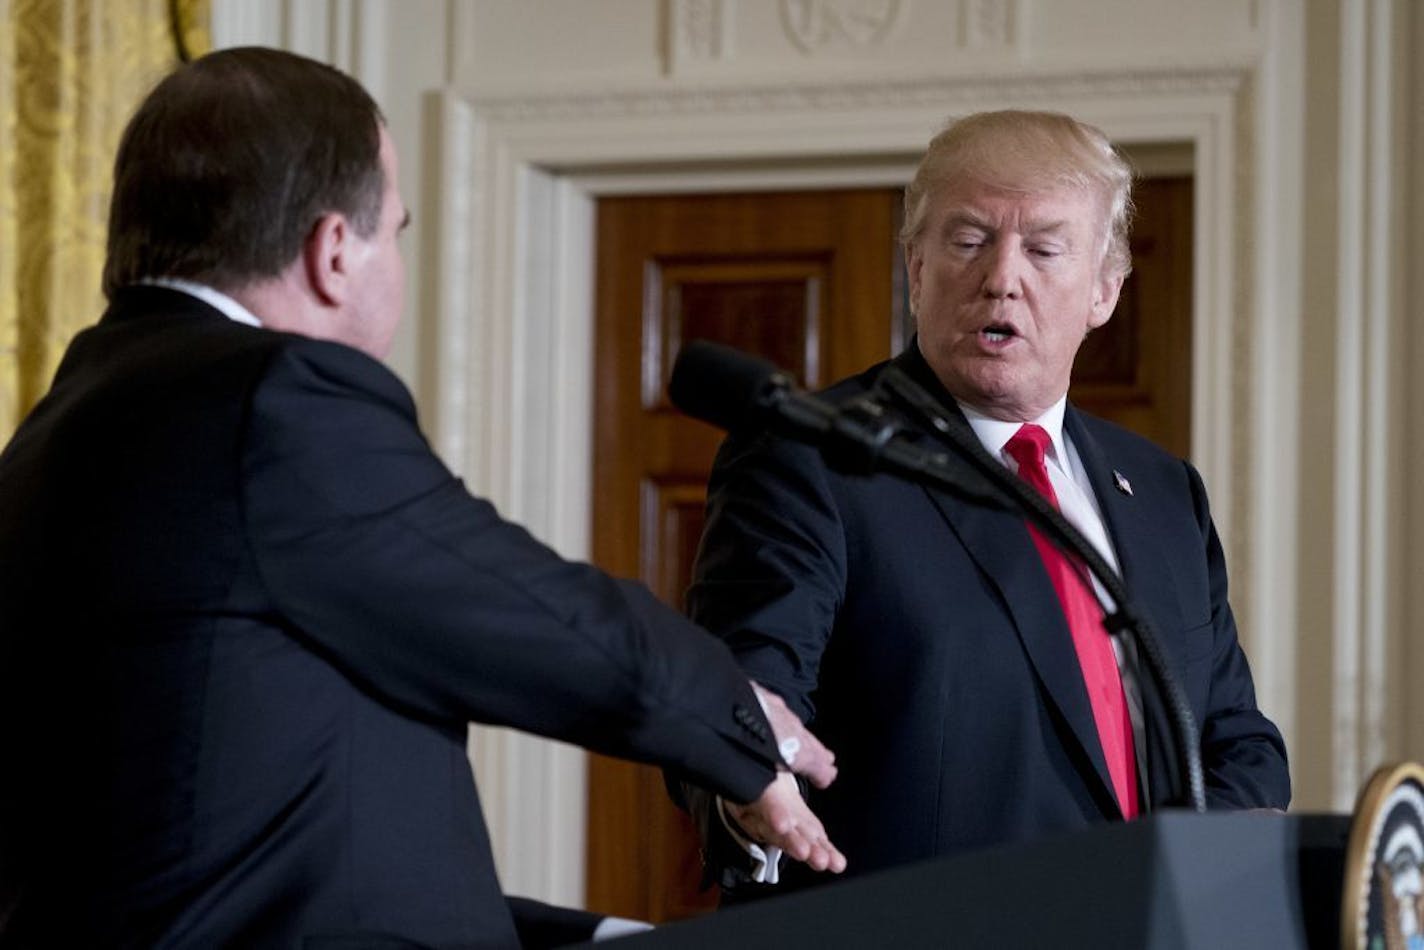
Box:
[1071,176,1194,457]
[585,189,901,921]
[585,178,1193,923]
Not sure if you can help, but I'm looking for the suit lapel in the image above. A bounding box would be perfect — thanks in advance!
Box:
[1065,408,1189,808]
[887,351,1120,816]
[1063,409,1183,656]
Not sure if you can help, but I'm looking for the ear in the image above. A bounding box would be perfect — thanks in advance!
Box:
[303,212,354,308]
[1087,268,1124,331]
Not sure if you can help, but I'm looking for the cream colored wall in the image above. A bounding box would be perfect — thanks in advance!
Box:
[212,0,1423,909]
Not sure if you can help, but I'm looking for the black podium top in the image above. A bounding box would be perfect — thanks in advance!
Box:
[595,812,1349,950]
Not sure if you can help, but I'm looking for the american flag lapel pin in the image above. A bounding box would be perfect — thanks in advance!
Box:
[1113,470,1133,496]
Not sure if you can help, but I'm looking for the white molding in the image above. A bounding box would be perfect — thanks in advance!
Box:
[1314,0,1415,810]
[458,67,1247,125]
[1330,0,1367,808]
[1360,0,1396,792]
[210,0,386,81]
[565,160,918,197]
[1244,0,1303,781]
[1324,0,1409,810]
[963,0,1019,50]
[280,1,332,60]
[780,0,907,53]
[668,0,733,71]
[1189,106,1238,542]
[209,0,284,47]
[1409,0,1424,763]
[428,93,476,482]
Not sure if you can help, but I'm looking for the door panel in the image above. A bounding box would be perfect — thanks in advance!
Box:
[1071,176,1194,457]
[586,190,899,921]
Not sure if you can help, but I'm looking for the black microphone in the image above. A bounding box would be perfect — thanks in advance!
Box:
[667,340,835,439]
[668,340,1010,506]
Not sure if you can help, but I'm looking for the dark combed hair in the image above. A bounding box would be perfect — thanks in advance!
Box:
[103,46,385,297]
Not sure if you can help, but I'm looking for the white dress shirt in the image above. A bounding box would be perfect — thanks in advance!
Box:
[138,277,263,328]
[960,396,1122,608]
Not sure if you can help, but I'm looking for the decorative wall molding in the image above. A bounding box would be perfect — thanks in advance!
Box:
[667,0,731,71]
[211,0,383,84]
[963,0,1015,49]
[461,67,1247,122]
[1409,0,1424,764]
[779,0,903,53]
[1324,0,1409,809]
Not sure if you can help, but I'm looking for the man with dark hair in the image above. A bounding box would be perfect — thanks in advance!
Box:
[0,47,843,948]
[683,110,1290,895]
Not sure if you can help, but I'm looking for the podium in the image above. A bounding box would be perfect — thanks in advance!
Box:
[599,812,1350,949]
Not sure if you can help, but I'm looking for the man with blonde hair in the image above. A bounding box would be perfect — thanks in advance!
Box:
[683,109,1290,895]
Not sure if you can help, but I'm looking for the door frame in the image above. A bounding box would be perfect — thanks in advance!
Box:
[426,66,1299,907]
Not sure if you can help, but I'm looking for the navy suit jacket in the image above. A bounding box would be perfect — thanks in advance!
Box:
[687,343,1290,888]
[0,287,782,948]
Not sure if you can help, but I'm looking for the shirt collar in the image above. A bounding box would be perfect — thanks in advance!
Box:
[137,277,263,328]
[959,396,1070,467]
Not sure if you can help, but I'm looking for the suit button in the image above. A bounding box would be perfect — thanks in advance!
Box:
[733,704,769,741]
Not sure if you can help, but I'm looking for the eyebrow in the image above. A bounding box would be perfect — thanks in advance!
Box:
[941,212,1074,239]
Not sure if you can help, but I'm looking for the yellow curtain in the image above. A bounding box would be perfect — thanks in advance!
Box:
[0,0,210,439]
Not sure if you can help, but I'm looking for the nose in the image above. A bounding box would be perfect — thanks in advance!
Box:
[980,239,1024,300]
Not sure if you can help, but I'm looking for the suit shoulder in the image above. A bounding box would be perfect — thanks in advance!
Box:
[258,334,417,418]
[817,358,892,402]
[1069,408,1209,514]
[1072,409,1183,465]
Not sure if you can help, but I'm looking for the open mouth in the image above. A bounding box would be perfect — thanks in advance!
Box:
[980,323,1017,343]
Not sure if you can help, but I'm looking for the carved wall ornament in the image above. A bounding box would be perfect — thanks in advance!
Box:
[964,0,1015,48]
[669,0,729,69]
[780,0,902,53]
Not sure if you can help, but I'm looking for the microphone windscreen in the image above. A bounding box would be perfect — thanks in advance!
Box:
[667,341,785,433]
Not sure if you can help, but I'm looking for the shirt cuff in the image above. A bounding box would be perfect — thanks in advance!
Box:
[716,797,783,884]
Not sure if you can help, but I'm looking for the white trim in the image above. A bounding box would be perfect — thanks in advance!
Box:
[1190,107,1237,534]
[1331,0,1367,810]
[1360,0,1395,796]
[1410,0,1424,763]
[1245,0,1303,778]
[564,161,918,197]
[428,94,475,481]
[209,0,283,47]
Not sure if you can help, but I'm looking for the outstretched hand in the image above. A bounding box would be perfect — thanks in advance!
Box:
[726,772,847,874]
[734,682,846,874]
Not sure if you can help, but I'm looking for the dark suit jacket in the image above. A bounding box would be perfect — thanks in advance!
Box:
[0,286,782,948]
[686,343,1290,889]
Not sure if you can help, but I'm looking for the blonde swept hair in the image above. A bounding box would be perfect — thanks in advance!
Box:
[900,110,1135,278]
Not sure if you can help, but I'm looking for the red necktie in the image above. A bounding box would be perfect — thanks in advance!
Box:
[1004,424,1139,818]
